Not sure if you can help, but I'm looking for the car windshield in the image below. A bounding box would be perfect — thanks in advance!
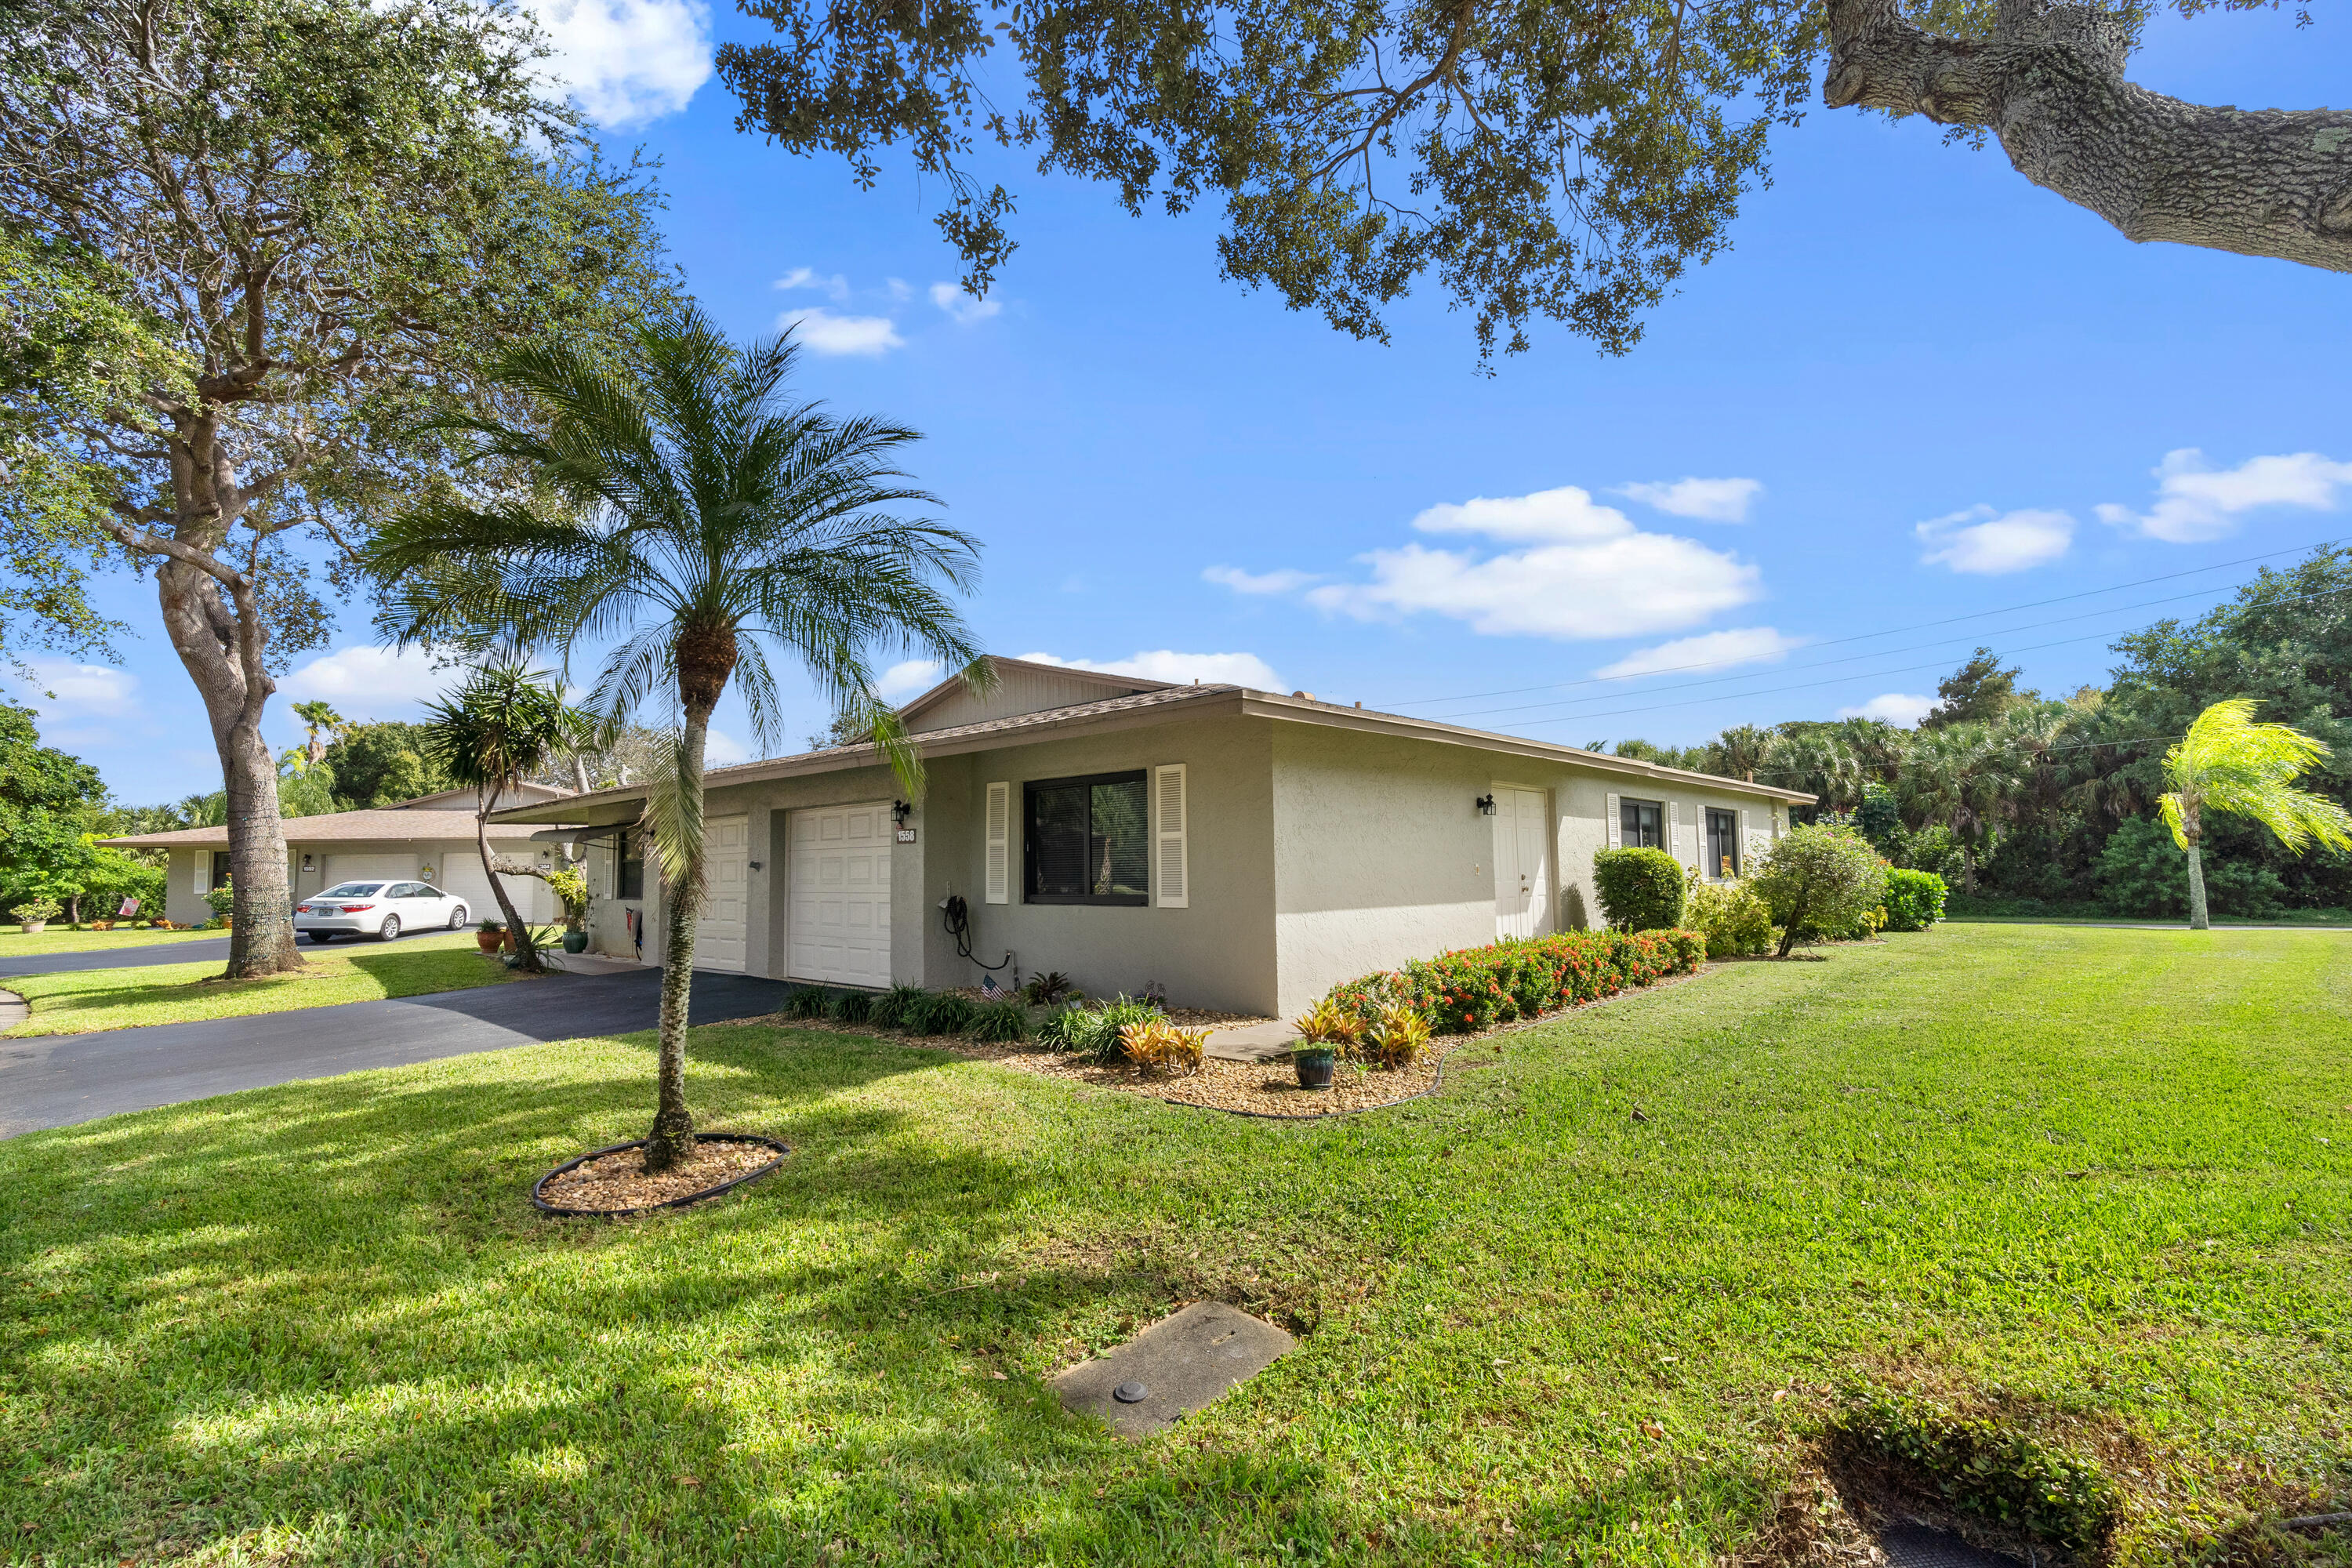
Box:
[317,883,384,898]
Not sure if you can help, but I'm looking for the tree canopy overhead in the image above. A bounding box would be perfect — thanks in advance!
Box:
[717,0,2331,360]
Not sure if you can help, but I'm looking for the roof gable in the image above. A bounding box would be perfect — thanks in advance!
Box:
[897,656,1174,735]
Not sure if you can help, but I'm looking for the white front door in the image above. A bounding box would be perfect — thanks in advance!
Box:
[1491,787,1552,940]
[699,814,749,972]
[787,801,891,987]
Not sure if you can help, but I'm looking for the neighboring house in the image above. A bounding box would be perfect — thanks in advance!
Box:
[491,658,1814,1016]
[101,783,582,928]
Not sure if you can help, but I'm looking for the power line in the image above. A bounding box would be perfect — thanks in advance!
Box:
[1378,535,2347,712]
[1421,577,2344,725]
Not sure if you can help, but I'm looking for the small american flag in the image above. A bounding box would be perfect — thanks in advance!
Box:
[981,973,1002,998]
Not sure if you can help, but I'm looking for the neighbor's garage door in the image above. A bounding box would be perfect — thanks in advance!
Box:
[787,802,890,987]
[322,852,414,889]
[698,815,748,972]
[434,851,497,926]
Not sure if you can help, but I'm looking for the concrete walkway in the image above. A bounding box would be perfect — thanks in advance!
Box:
[1206,1020,1299,1063]
[0,965,791,1138]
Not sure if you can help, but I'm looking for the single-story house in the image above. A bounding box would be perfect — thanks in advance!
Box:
[101,782,583,928]
[489,658,1814,1016]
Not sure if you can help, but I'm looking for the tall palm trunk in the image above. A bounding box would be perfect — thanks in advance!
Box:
[2183,806,2211,930]
[473,780,543,971]
[642,626,735,1173]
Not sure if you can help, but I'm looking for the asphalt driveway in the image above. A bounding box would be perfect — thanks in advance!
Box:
[0,937,233,978]
[0,966,793,1137]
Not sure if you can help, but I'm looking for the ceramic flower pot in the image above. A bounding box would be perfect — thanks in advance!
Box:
[477,931,503,953]
[1292,1047,1337,1090]
[19,920,45,935]
[562,930,589,953]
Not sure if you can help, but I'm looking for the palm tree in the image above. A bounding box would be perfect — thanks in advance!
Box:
[369,306,985,1171]
[291,701,348,768]
[419,662,600,972]
[1708,724,1773,783]
[2160,699,2352,930]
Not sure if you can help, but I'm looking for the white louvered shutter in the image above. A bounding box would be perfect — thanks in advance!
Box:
[984,782,1011,904]
[1665,800,1678,863]
[1605,793,1621,849]
[1154,764,1189,908]
[1738,808,1751,876]
[193,853,209,894]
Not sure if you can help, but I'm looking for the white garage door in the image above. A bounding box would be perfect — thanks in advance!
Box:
[323,852,415,889]
[699,815,749,972]
[788,801,891,988]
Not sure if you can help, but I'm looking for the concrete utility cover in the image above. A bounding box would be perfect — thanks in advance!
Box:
[1053,1301,1295,1438]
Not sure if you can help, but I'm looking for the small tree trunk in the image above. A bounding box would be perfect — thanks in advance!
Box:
[1777,890,1808,957]
[641,702,713,1174]
[2185,839,2211,931]
[475,781,543,972]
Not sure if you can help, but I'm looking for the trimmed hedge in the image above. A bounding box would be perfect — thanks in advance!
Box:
[1324,927,1705,1036]
[1592,847,1687,931]
[1883,868,1949,931]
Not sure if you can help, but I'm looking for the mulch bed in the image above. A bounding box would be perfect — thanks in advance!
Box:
[535,1138,782,1213]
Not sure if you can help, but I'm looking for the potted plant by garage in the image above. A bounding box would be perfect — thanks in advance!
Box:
[203,884,236,931]
[477,917,508,953]
[11,898,61,935]
[1287,998,1360,1091]
[549,865,590,953]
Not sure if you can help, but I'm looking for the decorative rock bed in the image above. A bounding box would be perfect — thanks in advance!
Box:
[532,1132,790,1216]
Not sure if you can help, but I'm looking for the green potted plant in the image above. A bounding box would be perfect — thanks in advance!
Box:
[477,917,509,953]
[1287,997,1359,1090]
[10,898,62,935]
[547,865,590,953]
[202,884,237,930]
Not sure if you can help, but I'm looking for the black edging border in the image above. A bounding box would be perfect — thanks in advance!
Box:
[532,1132,791,1218]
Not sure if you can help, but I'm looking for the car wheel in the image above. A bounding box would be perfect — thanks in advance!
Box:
[378,915,401,942]
[446,904,467,931]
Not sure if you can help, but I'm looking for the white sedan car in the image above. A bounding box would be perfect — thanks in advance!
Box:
[295,880,470,943]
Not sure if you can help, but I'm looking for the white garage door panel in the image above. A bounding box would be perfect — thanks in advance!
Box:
[434,851,495,923]
[788,801,891,987]
[324,852,415,888]
[699,815,749,972]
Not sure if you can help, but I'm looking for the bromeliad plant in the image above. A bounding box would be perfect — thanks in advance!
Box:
[369,307,987,1174]
[2159,699,2352,930]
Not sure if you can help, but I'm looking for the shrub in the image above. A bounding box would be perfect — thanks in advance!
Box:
[1684,877,1773,957]
[1290,996,1364,1054]
[1058,994,1163,1064]
[829,989,875,1024]
[1362,1004,1431,1070]
[869,985,927,1029]
[906,990,977,1036]
[1592,847,1687,931]
[1118,1018,1207,1076]
[203,884,238,920]
[9,898,63,925]
[2095,813,2287,918]
[1833,1389,2119,1555]
[1882,869,1948,931]
[967,996,1030,1044]
[1033,1002,1083,1050]
[1749,822,1888,956]
[1019,970,1076,1005]
[784,985,833,1019]
[1320,928,1706,1036]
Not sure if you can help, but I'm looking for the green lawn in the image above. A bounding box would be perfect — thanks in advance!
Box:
[0,924,223,958]
[2,925,2347,1566]
[2,930,523,1035]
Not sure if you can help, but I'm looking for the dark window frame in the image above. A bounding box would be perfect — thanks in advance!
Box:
[210,850,233,887]
[1619,797,1664,850]
[617,830,645,901]
[1023,769,1150,907]
[1705,808,1740,878]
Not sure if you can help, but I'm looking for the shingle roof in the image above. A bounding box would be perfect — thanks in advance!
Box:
[100,808,580,850]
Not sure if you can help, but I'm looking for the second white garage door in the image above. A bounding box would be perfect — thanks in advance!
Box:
[698,815,749,972]
[787,801,891,987]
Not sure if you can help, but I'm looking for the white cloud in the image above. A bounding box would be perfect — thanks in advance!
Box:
[704,728,750,766]
[779,307,905,357]
[886,278,913,301]
[1203,565,1320,595]
[2095,448,2352,543]
[281,645,463,716]
[1614,477,1763,523]
[1303,484,1761,641]
[1839,692,1936,727]
[875,659,943,700]
[521,0,711,129]
[13,658,138,718]
[928,281,1001,325]
[1595,627,1803,681]
[1017,650,1283,690]
[774,267,850,302]
[1915,505,2074,575]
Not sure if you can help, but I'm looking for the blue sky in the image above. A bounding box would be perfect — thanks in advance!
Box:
[15,2,2351,804]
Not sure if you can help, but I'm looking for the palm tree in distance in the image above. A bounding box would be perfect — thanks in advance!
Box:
[419,662,600,973]
[2161,699,2352,930]
[370,306,985,1171]
[291,701,348,768]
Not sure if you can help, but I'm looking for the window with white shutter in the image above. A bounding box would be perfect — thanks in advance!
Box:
[1154,764,1188,908]
[194,852,209,894]
[984,782,1010,904]
[1605,793,1621,849]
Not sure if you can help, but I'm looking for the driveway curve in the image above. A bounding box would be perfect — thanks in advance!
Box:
[0,966,791,1138]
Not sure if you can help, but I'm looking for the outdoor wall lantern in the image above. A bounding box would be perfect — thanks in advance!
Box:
[1475,793,1497,816]
[892,800,913,826]
[748,861,763,873]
